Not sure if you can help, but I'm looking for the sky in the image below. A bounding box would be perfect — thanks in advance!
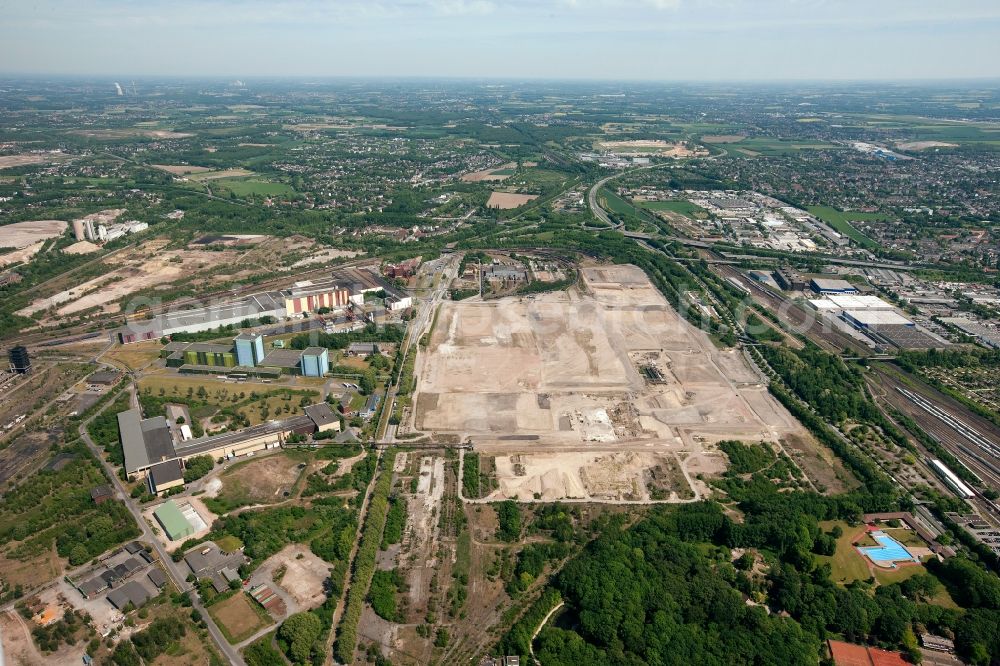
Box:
[1,0,999,80]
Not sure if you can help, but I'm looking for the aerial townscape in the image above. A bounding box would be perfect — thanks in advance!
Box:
[1,2,1000,666]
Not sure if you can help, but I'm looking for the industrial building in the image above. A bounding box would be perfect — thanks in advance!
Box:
[153,500,195,541]
[747,270,779,289]
[164,334,325,377]
[117,291,286,343]
[118,411,175,476]
[773,269,807,291]
[940,317,1000,349]
[284,277,351,315]
[808,293,942,349]
[841,309,914,330]
[107,580,154,611]
[117,266,412,343]
[7,345,30,374]
[304,403,340,433]
[385,293,414,311]
[235,332,266,367]
[810,278,858,294]
[147,459,185,495]
[361,394,381,420]
[301,347,330,377]
[119,403,342,478]
[384,256,421,278]
[824,294,894,310]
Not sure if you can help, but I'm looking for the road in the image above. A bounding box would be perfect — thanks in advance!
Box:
[584,159,925,276]
[76,374,245,665]
[529,601,564,659]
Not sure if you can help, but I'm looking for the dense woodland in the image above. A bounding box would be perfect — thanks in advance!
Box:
[500,487,1000,665]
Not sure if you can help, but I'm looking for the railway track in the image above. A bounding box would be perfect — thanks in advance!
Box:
[713,264,868,355]
[5,256,379,349]
[871,367,1000,491]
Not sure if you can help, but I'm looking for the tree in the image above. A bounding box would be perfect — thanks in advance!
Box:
[68,544,90,566]
[359,368,376,395]
[495,501,521,541]
[279,612,323,664]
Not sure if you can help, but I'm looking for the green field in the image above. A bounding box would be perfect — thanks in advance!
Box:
[815,521,871,584]
[730,137,840,156]
[642,199,705,218]
[215,178,296,198]
[598,187,637,215]
[807,205,884,249]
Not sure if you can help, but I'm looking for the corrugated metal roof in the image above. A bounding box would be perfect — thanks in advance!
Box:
[118,410,150,472]
[153,500,192,540]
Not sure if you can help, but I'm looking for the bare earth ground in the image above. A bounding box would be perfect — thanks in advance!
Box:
[461,162,517,182]
[0,548,62,589]
[152,164,213,175]
[17,240,243,317]
[700,135,746,144]
[895,141,959,151]
[291,247,362,267]
[0,610,84,665]
[0,241,44,268]
[187,168,255,181]
[77,208,126,225]
[256,544,332,610]
[596,139,707,157]
[72,129,193,139]
[216,453,305,506]
[0,219,68,249]
[209,593,270,642]
[486,192,538,209]
[413,264,812,501]
[0,153,65,169]
[64,240,101,254]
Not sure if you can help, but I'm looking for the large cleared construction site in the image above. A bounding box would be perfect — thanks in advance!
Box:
[413,264,808,502]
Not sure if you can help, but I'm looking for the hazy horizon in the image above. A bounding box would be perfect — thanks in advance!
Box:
[1,0,999,81]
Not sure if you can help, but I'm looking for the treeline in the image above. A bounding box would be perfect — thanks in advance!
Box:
[718,440,776,475]
[759,344,877,424]
[166,316,276,343]
[87,391,132,465]
[769,382,897,507]
[897,347,1000,371]
[334,451,397,663]
[211,499,356,566]
[495,501,522,542]
[369,568,405,622]
[289,322,405,351]
[528,504,821,665]
[381,496,407,549]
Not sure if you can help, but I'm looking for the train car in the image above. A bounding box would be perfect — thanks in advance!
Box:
[930,459,975,499]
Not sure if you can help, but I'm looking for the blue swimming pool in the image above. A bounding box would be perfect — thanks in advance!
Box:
[857,530,918,566]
